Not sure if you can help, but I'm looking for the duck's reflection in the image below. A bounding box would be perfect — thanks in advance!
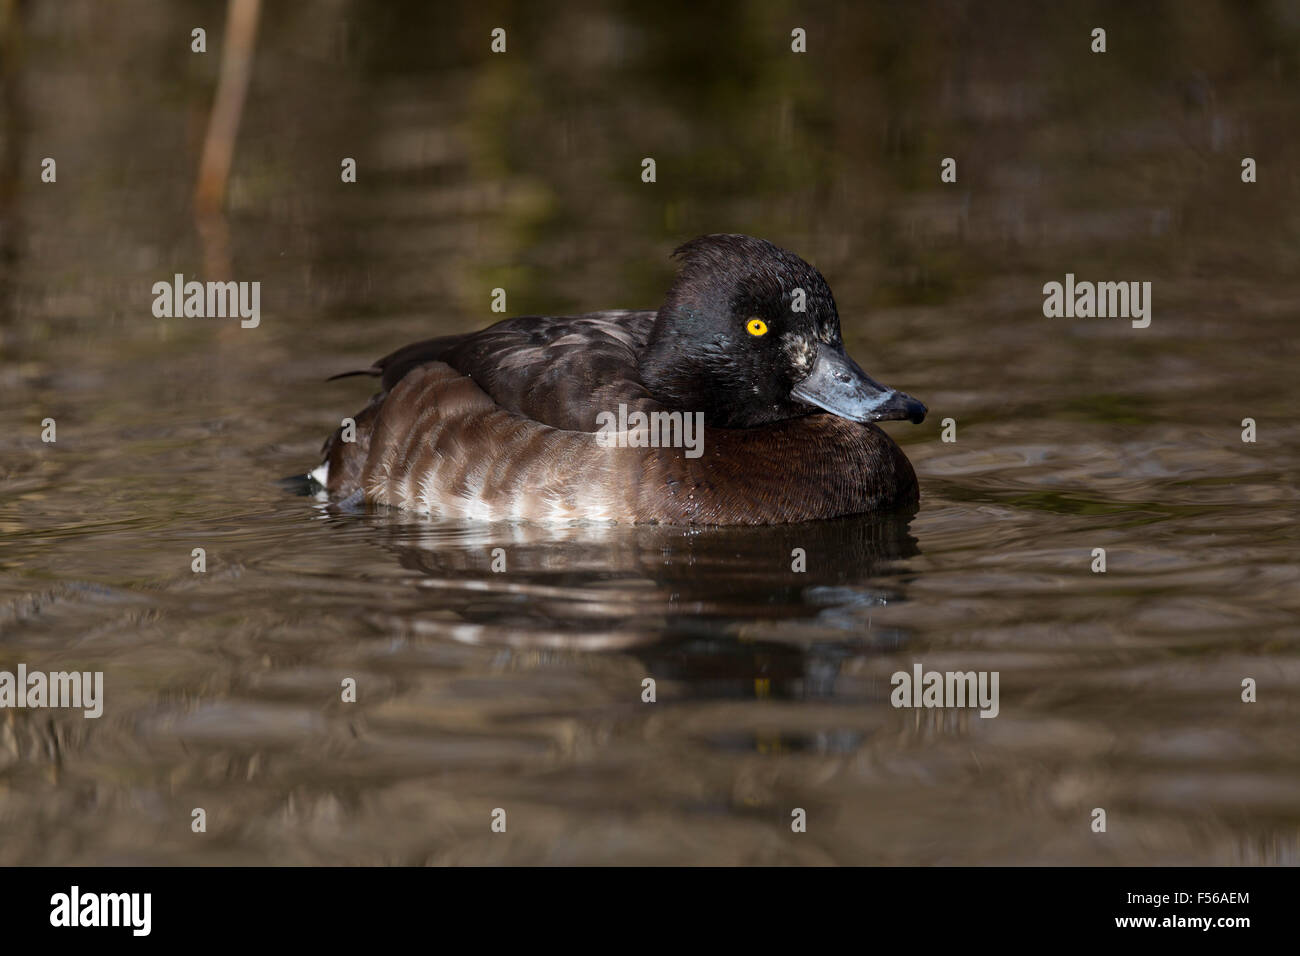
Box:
[347,508,920,703]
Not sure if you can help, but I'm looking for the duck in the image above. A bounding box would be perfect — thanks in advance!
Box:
[311,234,926,525]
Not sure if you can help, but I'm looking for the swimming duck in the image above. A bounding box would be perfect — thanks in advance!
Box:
[312,234,926,525]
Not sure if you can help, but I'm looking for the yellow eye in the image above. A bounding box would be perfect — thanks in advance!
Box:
[746,318,768,337]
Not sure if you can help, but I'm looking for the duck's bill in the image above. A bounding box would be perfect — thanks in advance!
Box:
[791,344,927,424]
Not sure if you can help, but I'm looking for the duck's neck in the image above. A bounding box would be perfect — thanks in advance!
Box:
[639,309,709,414]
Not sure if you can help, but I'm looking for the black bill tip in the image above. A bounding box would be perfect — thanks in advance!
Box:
[791,343,927,425]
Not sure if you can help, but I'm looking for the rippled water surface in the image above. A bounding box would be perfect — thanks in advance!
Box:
[1,1,1298,864]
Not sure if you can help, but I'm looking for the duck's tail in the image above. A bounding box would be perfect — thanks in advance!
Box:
[304,346,457,501]
[313,390,386,498]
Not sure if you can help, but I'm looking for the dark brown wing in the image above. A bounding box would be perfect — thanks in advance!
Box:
[334,310,663,432]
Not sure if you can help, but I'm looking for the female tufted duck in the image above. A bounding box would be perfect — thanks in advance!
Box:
[312,234,926,525]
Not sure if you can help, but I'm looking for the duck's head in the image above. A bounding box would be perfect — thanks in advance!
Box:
[640,234,927,429]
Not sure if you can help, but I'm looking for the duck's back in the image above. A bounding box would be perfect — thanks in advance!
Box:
[360,310,663,431]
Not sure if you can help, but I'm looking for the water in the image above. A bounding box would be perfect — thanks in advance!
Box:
[1,1,1298,864]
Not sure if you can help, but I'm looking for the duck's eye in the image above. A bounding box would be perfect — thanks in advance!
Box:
[746,318,768,337]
